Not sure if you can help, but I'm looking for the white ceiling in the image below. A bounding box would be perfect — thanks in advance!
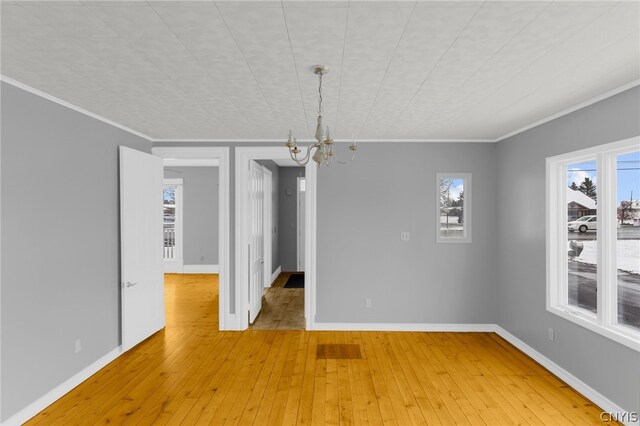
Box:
[1,1,639,141]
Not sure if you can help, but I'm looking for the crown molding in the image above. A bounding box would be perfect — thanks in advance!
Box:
[0,75,154,142]
[150,138,494,143]
[3,74,637,145]
[494,79,640,143]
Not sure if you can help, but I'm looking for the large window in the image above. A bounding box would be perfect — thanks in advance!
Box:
[547,137,640,351]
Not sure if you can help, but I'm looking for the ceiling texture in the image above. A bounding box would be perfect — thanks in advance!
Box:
[1,1,639,141]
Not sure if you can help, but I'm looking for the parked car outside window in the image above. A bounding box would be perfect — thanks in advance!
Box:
[568,215,597,233]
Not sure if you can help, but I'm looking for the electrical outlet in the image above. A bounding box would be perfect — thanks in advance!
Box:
[200,256,205,262]
[401,231,410,241]
[365,298,372,308]
[75,339,82,354]
[548,328,554,342]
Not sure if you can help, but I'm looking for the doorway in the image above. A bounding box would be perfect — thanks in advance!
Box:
[236,147,317,331]
[249,161,306,330]
[152,147,231,330]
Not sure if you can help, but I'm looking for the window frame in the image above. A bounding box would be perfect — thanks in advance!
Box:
[546,136,640,352]
[436,172,472,244]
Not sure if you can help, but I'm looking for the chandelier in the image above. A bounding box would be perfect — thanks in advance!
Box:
[286,65,359,166]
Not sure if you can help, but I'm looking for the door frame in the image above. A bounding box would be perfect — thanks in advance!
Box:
[297,176,305,272]
[236,147,317,330]
[262,165,273,289]
[152,147,232,330]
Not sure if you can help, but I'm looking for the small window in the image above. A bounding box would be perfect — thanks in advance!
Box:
[163,179,183,262]
[436,173,472,243]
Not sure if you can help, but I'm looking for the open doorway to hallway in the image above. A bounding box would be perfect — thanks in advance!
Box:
[249,160,306,330]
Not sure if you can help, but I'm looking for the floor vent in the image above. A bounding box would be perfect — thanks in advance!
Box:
[316,344,362,359]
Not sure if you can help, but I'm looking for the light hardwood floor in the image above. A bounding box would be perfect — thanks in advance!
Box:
[251,272,305,330]
[27,274,611,425]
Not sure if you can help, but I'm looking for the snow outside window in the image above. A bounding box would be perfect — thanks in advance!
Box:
[436,173,472,244]
[546,137,640,352]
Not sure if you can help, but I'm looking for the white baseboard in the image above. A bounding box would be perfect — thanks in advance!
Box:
[220,313,243,331]
[268,266,281,287]
[311,322,498,332]
[1,347,122,426]
[494,326,637,426]
[183,264,219,274]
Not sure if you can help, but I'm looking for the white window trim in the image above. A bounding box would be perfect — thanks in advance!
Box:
[436,173,472,244]
[546,136,640,352]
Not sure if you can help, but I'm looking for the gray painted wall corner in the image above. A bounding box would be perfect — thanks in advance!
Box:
[496,86,640,414]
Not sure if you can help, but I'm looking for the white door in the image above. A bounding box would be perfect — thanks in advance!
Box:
[263,167,273,288]
[120,146,165,352]
[248,160,265,323]
[297,177,306,271]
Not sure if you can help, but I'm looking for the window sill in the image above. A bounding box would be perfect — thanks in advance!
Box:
[547,305,640,352]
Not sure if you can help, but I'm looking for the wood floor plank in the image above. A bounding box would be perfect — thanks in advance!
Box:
[360,332,400,425]
[336,333,356,426]
[23,274,615,426]
[265,331,300,426]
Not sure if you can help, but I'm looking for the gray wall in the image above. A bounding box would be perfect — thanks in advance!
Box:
[0,82,152,420]
[279,167,305,272]
[256,160,280,276]
[496,86,640,414]
[164,167,219,265]
[316,143,499,323]
[151,141,501,324]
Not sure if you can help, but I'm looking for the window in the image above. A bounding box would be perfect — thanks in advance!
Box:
[547,137,640,351]
[436,173,472,243]
[163,179,183,263]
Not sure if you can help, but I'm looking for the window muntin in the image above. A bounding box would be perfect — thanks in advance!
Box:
[436,173,471,243]
[547,137,640,352]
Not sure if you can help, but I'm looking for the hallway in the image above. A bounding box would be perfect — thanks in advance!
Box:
[250,272,305,330]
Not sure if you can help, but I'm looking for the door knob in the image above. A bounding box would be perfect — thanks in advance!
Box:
[125,281,138,288]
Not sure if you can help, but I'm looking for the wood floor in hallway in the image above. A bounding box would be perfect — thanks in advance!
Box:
[27,273,610,425]
[251,272,305,330]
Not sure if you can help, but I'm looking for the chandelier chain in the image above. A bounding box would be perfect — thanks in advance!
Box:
[318,72,323,115]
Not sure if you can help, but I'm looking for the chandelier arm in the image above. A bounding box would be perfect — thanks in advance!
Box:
[336,152,357,165]
[336,144,359,165]
[289,149,309,166]
[289,144,316,166]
